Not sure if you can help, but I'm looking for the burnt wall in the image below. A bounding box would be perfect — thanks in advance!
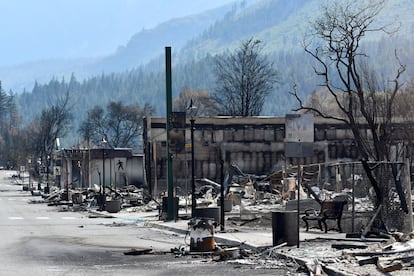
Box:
[145,117,359,195]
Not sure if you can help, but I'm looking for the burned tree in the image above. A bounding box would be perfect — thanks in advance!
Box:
[393,78,414,159]
[0,81,20,168]
[292,0,406,211]
[27,92,72,177]
[79,101,154,149]
[173,87,219,116]
[214,38,278,116]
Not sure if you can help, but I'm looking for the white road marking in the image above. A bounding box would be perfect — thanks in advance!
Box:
[6,216,81,221]
[35,217,50,220]
[46,267,66,272]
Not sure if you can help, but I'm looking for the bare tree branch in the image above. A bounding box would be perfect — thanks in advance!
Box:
[295,0,406,207]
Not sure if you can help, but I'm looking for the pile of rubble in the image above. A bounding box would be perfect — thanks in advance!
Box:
[14,170,414,275]
[171,222,414,275]
[271,232,414,275]
[169,171,414,274]
[28,184,157,214]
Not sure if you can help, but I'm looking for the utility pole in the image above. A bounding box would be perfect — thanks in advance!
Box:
[165,46,174,221]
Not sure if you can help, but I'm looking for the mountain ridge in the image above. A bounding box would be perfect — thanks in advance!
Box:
[0,1,237,93]
[5,0,413,94]
[10,0,414,131]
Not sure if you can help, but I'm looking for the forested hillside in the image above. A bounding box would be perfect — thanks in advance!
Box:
[90,4,235,73]
[15,0,414,147]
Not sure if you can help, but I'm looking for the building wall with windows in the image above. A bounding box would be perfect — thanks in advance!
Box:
[143,116,359,196]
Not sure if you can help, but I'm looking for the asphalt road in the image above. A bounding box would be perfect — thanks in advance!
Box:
[0,171,303,275]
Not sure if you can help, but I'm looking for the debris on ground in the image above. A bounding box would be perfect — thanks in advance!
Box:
[12,165,414,275]
[123,248,153,255]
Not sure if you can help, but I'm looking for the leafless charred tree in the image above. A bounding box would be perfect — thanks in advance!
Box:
[393,78,414,160]
[173,87,219,116]
[291,0,406,207]
[27,91,72,175]
[215,38,278,116]
[79,101,154,149]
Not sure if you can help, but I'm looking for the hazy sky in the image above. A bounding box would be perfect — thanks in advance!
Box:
[0,0,236,67]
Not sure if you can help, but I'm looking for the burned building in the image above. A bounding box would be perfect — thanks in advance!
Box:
[143,116,413,233]
[143,116,359,197]
[54,147,144,189]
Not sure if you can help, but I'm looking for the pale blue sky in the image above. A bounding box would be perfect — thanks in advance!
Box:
[0,0,236,67]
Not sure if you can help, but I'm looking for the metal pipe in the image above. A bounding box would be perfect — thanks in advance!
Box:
[220,157,225,231]
[101,147,106,210]
[296,162,300,248]
[191,118,196,218]
[351,163,355,232]
[65,154,69,201]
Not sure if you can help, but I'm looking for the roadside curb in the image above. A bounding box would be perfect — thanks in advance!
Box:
[147,221,189,236]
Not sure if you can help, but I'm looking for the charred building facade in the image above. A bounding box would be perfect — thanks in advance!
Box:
[143,116,360,196]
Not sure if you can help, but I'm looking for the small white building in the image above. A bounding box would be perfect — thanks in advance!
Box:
[54,147,144,190]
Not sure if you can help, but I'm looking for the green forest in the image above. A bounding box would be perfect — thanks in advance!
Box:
[16,38,413,142]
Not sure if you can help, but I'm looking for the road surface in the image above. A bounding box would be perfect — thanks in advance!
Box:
[0,170,302,275]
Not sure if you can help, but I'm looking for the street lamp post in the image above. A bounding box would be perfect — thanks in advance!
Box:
[27,158,32,190]
[190,117,196,218]
[102,147,105,209]
[46,155,50,192]
[188,99,197,218]
[101,135,108,211]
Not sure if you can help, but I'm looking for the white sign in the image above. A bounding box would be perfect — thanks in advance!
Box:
[285,114,314,143]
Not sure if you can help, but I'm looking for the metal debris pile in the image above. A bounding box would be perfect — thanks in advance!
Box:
[171,232,414,275]
[27,183,157,214]
[171,243,305,273]
[265,233,414,275]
